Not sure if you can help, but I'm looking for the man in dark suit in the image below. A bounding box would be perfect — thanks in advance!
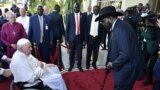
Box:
[85,5,103,69]
[83,5,92,20]
[95,6,145,90]
[48,4,65,63]
[65,2,85,72]
[28,5,50,63]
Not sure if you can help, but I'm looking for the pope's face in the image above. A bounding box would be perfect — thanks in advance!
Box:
[21,43,32,56]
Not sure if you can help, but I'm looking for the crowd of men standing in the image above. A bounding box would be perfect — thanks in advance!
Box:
[0,2,160,90]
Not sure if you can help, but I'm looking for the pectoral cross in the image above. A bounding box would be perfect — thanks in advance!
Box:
[12,31,16,36]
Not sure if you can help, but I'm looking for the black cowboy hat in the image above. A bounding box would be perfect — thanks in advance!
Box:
[95,6,123,21]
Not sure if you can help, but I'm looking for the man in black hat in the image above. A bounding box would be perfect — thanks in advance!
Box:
[95,6,145,90]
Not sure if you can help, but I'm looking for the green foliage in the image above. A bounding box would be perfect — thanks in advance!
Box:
[28,0,83,23]
[61,0,83,23]
[28,0,57,14]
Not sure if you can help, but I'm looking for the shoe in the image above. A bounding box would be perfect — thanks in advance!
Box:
[92,64,98,69]
[78,67,84,72]
[86,66,90,69]
[68,67,73,71]
[143,80,152,86]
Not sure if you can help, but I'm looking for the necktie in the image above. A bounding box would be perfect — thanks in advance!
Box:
[76,14,80,35]
[39,16,43,43]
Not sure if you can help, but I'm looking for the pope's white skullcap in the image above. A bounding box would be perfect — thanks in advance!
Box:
[17,38,30,49]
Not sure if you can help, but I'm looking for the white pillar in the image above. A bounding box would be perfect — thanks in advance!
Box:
[83,0,90,12]
[91,0,98,7]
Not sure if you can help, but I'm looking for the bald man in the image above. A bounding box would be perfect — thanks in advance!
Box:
[16,6,30,34]
[43,5,50,15]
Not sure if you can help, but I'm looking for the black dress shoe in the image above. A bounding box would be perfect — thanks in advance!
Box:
[92,64,98,69]
[78,67,84,72]
[68,67,73,71]
[86,66,90,69]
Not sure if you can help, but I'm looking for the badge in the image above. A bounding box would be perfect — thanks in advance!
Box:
[45,25,48,30]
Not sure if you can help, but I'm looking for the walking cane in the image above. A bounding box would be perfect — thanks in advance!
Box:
[101,68,110,90]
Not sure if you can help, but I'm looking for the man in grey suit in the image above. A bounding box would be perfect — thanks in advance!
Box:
[95,6,145,90]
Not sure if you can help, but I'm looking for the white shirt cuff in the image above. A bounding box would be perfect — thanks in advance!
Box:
[1,55,7,60]
[0,68,4,75]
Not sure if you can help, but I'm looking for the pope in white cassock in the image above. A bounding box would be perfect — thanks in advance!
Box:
[10,38,67,90]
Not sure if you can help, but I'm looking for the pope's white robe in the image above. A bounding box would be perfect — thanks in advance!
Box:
[10,50,67,90]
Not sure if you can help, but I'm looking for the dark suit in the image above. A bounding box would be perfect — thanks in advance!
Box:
[85,14,103,68]
[0,16,7,54]
[108,19,145,90]
[65,13,85,68]
[48,11,65,59]
[0,52,3,59]
[28,14,50,63]
[141,26,160,84]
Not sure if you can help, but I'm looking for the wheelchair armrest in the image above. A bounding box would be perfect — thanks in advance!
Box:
[15,79,43,89]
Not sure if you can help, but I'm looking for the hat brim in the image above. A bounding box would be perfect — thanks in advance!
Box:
[95,12,123,21]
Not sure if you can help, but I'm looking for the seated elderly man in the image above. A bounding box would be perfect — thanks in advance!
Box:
[10,38,67,90]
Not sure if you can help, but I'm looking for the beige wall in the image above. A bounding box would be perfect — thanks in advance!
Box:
[121,0,149,10]
[83,0,150,12]
[83,0,97,12]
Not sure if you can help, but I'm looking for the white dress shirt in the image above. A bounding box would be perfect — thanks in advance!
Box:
[16,16,30,34]
[90,14,99,37]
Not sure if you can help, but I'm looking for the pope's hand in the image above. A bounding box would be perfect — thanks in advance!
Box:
[106,62,112,69]
[11,44,17,49]
[5,58,11,63]
[47,64,55,67]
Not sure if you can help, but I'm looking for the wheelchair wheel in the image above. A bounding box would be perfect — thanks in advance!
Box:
[10,80,20,90]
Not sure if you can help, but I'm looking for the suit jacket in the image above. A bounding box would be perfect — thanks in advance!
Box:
[0,52,3,59]
[141,26,159,54]
[65,13,85,42]
[108,19,145,85]
[28,14,50,45]
[85,14,103,44]
[48,11,65,42]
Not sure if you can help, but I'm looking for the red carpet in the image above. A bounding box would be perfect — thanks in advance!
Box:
[0,68,153,90]
[62,68,153,90]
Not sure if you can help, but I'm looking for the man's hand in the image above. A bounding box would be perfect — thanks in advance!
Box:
[65,41,69,46]
[5,58,11,63]
[11,44,17,49]
[83,42,86,48]
[106,62,112,69]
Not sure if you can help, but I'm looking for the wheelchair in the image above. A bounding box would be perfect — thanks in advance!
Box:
[10,79,52,90]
